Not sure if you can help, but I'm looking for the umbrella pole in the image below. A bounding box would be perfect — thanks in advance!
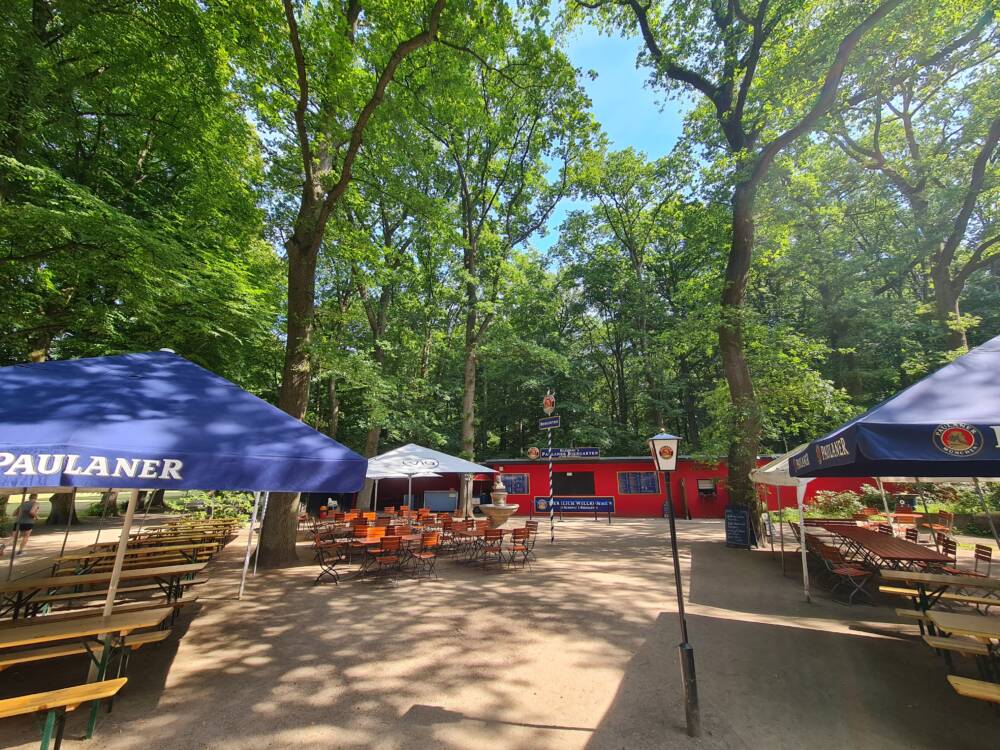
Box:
[237,491,262,600]
[253,492,270,577]
[57,488,77,559]
[796,484,810,603]
[408,475,413,510]
[972,478,1000,549]
[135,490,156,533]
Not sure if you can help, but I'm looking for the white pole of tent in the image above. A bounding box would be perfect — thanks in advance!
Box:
[407,474,413,510]
[6,490,25,580]
[914,481,938,550]
[237,491,262,601]
[796,483,810,603]
[972,478,1000,549]
[253,491,270,577]
[778,485,785,575]
[373,480,379,513]
[57,488,77,558]
[135,490,156,533]
[93,490,116,548]
[89,488,140,682]
[875,478,893,533]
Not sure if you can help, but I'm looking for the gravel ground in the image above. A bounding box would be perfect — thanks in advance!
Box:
[0,517,996,749]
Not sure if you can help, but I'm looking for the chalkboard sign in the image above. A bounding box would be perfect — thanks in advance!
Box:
[724,504,754,549]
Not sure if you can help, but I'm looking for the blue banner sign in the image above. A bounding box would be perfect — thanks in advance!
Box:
[534,496,614,513]
[540,447,599,458]
[538,415,561,430]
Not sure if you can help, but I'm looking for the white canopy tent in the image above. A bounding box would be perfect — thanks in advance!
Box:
[365,444,494,514]
[749,445,813,602]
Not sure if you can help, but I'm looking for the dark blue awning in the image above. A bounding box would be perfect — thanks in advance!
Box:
[790,334,1000,478]
[0,351,366,492]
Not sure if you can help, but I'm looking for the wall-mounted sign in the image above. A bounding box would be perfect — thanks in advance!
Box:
[526,447,541,459]
[534,496,614,513]
[540,447,599,458]
[538,416,561,430]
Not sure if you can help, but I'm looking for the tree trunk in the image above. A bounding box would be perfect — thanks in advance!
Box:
[327,375,340,439]
[100,490,120,517]
[931,271,969,351]
[461,328,477,459]
[721,183,762,507]
[258,215,322,568]
[46,492,80,526]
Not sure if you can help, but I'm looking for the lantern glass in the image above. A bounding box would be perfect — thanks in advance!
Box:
[648,433,681,472]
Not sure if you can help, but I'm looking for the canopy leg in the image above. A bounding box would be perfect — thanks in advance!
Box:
[796,484,810,603]
[875,478,893,533]
[57,488,77,559]
[253,492,270,577]
[972,478,1000,550]
[778,486,785,576]
[238,492,262,601]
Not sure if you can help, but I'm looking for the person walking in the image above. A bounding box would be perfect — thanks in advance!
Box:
[13,494,39,555]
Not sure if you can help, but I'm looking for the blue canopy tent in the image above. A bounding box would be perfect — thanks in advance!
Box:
[789,334,1000,545]
[0,350,367,605]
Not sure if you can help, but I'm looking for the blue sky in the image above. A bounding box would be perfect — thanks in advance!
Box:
[535,24,693,250]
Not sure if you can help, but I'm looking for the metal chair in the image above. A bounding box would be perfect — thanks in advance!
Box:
[411,531,440,579]
[480,529,505,570]
[507,527,532,571]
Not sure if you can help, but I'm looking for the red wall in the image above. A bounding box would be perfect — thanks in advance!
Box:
[484,457,878,519]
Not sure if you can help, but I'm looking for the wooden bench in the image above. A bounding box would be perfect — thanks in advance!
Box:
[879,585,998,609]
[17,577,207,617]
[0,597,199,630]
[0,678,127,749]
[948,675,1000,705]
[0,629,171,671]
[922,635,990,657]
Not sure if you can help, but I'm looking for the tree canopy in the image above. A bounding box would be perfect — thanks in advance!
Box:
[2,0,997,562]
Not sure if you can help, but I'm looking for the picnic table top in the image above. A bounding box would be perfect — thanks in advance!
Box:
[819,523,950,563]
[0,562,206,595]
[58,542,218,563]
[881,569,1000,591]
[0,607,172,650]
[928,611,1000,641]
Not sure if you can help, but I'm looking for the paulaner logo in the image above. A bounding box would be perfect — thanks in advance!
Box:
[814,437,850,464]
[0,453,183,480]
[932,424,983,457]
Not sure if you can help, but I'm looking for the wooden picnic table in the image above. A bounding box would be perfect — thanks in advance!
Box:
[820,523,950,570]
[881,569,1000,618]
[0,563,206,619]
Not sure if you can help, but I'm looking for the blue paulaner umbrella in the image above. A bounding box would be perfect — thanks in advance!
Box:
[0,350,367,605]
[789,334,1000,544]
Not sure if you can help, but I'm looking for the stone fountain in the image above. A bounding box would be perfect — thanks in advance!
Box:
[479,477,518,528]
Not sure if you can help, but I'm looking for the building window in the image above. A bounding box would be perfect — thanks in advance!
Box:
[500,473,529,495]
[553,471,595,496]
[697,478,717,496]
[618,471,660,494]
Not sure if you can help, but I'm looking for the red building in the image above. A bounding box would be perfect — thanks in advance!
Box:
[483,456,877,519]
[365,455,876,518]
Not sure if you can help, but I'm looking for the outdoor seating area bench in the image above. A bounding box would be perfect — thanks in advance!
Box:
[0,678,127,750]
[947,675,1000,705]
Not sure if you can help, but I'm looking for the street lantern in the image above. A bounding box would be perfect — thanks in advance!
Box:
[648,432,680,472]
[647,432,700,738]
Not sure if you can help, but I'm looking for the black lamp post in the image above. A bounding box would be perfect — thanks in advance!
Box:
[648,432,700,738]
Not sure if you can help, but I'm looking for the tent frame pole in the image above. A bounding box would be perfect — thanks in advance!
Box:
[778,486,785,576]
[6,490,25,580]
[57,488,77,559]
[796,484,810,603]
[972,478,1000,549]
[253,492,270,577]
[237,491,262,600]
